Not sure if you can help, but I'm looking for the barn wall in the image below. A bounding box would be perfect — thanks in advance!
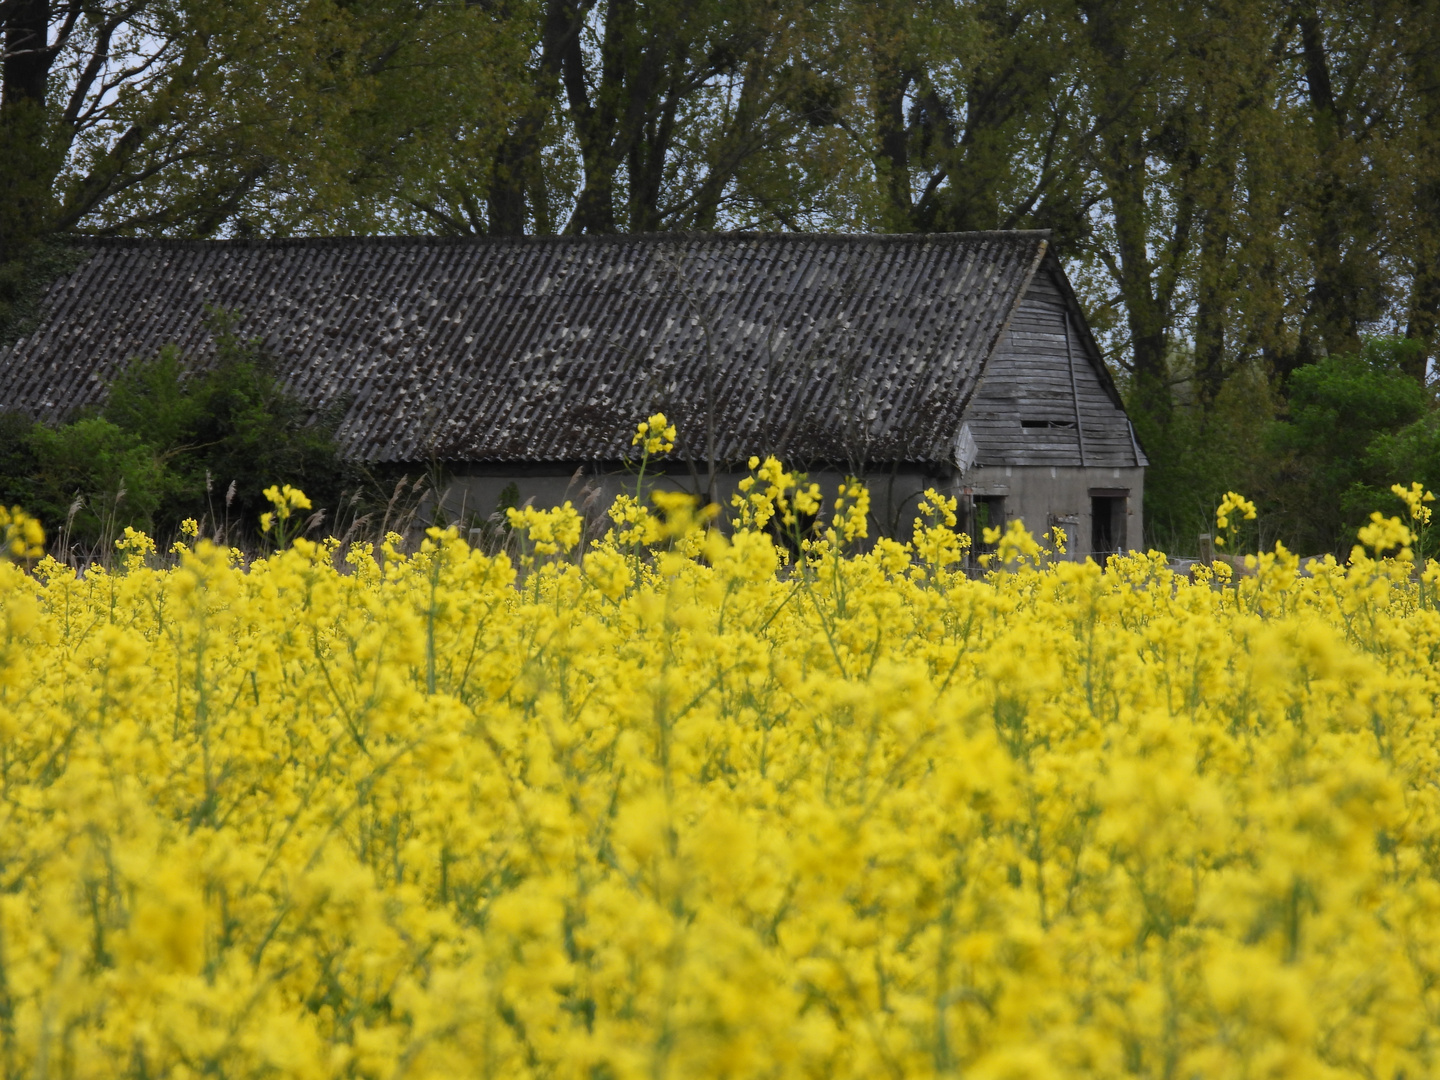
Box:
[961,269,1141,469]
[435,467,952,543]
[961,464,1146,561]
[433,462,1143,562]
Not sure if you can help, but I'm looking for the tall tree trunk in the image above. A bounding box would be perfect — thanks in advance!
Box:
[1081,0,1172,429]
[1294,1,1351,364]
[563,0,628,233]
[1194,139,1237,410]
[1291,0,1392,369]
[486,135,533,235]
[487,0,573,236]
[1110,150,1172,428]
[1403,0,1440,382]
[0,0,55,262]
[863,0,914,230]
[627,74,680,232]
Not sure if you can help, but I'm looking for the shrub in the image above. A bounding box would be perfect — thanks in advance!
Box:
[0,410,40,510]
[26,417,166,544]
[102,322,348,530]
[1268,337,1434,551]
[0,312,350,549]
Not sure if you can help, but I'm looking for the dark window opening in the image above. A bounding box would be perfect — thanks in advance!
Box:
[1090,495,1127,566]
[1021,419,1076,429]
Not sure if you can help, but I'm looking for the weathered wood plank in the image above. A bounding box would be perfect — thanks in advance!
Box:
[994,364,1072,377]
[973,378,1072,392]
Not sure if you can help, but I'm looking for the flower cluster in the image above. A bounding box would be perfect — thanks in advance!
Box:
[912,489,969,572]
[607,493,662,546]
[1213,490,1257,548]
[733,455,821,531]
[0,468,1438,1080]
[1393,480,1436,527]
[830,477,871,543]
[0,504,43,560]
[506,500,583,556]
[632,412,677,456]
[1357,510,1414,558]
[115,524,158,571]
[260,483,313,534]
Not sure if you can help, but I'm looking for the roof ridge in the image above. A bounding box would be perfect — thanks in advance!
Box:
[61,229,1051,250]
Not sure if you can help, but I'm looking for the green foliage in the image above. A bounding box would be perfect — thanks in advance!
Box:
[1277,338,1428,489]
[0,241,90,345]
[0,1,527,254]
[102,321,348,529]
[103,345,200,450]
[26,418,167,544]
[1365,415,1440,499]
[1128,361,1280,555]
[1264,338,1434,551]
[0,315,348,549]
[1139,338,1440,557]
[0,411,41,510]
[1353,413,1440,560]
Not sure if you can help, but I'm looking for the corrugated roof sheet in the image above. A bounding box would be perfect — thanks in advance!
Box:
[0,232,1048,467]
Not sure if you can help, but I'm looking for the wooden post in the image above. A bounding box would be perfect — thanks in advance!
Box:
[1198,532,1214,566]
[1064,309,1088,467]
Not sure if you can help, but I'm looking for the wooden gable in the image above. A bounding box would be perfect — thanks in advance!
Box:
[960,255,1145,468]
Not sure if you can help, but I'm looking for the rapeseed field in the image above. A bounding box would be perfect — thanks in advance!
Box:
[1,421,1438,1080]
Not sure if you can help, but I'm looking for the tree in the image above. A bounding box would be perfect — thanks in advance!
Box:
[100,317,349,528]
[399,0,860,235]
[1270,337,1431,550]
[837,0,1092,238]
[0,0,530,256]
[1399,0,1440,380]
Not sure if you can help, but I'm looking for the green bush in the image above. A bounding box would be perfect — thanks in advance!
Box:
[1268,338,1433,551]
[1130,360,1280,554]
[0,312,349,550]
[26,418,167,544]
[102,323,348,529]
[102,345,200,452]
[1136,337,1436,555]
[0,410,40,510]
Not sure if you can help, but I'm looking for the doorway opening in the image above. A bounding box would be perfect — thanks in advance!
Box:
[1089,492,1127,566]
[969,495,1005,569]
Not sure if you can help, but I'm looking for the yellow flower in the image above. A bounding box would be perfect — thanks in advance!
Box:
[1357,511,1413,559]
[831,478,870,543]
[0,505,44,560]
[115,525,157,571]
[1393,481,1435,527]
[507,501,583,556]
[632,412,677,455]
[262,483,313,520]
[1215,491,1256,530]
[2,432,1438,1080]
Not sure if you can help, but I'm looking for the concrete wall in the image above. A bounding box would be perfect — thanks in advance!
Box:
[959,464,1146,561]
[436,467,950,544]
[434,463,1143,560]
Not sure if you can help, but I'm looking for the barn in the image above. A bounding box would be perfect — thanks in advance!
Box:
[0,231,1146,560]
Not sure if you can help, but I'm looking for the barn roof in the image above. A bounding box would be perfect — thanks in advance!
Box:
[0,231,1057,468]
